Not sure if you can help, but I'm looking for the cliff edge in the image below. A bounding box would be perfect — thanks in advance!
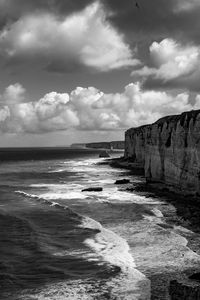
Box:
[125,109,200,195]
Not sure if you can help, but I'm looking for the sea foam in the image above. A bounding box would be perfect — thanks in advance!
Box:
[81,216,136,272]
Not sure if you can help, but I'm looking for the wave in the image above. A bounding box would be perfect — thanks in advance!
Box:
[41,191,87,200]
[80,216,103,231]
[16,189,135,273]
[48,169,68,173]
[16,190,87,200]
[30,183,83,189]
[64,158,100,166]
[84,227,136,273]
[151,208,163,218]
[96,189,163,205]
[16,190,41,199]
[80,218,137,273]
[49,158,102,173]
[15,190,83,221]
[14,189,150,299]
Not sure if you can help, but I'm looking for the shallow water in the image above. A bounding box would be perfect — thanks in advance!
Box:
[0,149,199,299]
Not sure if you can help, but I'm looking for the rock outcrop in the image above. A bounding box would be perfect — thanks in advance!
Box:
[82,187,103,192]
[114,179,130,185]
[170,275,200,299]
[125,110,200,195]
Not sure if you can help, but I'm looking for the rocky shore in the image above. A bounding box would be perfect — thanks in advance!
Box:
[96,110,200,298]
[101,156,200,299]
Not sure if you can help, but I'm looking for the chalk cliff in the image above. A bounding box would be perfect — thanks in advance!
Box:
[125,110,200,195]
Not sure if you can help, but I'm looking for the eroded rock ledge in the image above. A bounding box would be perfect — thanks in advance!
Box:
[125,109,200,195]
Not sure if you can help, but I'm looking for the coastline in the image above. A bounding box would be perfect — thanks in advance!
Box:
[102,156,200,299]
[0,153,151,300]
[106,157,200,235]
[2,152,200,299]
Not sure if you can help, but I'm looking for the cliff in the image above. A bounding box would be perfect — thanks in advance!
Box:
[125,110,200,195]
[86,141,124,150]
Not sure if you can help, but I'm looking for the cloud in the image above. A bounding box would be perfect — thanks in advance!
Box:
[0,85,79,133]
[174,0,200,12]
[131,38,200,91]
[0,2,139,72]
[93,83,195,128]
[0,0,94,21]
[2,83,26,104]
[0,82,200,134]
[102,0,200,52]
[0,106,10,122]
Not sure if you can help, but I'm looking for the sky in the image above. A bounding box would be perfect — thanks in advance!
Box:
[0,0,200,147]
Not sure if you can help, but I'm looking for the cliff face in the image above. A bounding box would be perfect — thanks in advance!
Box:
[125,110,200,195]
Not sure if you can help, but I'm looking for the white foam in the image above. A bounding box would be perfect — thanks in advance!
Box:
[71,166,99,173]
[16,190,40,199]
[80,216,102,231]
[16,189,87,203]
[93,189,161,205]
[142,208,164,223]
[30,183,65,188]
[97,178,114,184]
[38,191,87,200]
[84,227,136,273]
[151,208,163,218]
[29,183,86,201]
[69,159,100,166]
[81,216,137,273]
[48,169,67,173]
[30,183,83,189]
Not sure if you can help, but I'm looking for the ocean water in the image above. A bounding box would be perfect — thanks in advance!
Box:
[0,149,147,300]
[0,148,200,300]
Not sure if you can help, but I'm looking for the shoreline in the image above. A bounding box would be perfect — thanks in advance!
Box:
[105,157,200,234]
[2,153,200,299]
[102,156,200,299]
[106,156,200,245]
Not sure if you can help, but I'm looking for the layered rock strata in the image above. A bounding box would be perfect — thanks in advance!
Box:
[125,110,200,195]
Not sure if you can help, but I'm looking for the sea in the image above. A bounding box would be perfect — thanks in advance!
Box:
[0,148,200,300]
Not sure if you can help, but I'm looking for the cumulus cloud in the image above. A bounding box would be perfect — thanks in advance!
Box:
[0,82,200,134]
[93,83,195,128]
[0,2,139,72]
[2,83,26,104]
[0,106,10,122]
[0,85,79,133]
[132,38,200,91]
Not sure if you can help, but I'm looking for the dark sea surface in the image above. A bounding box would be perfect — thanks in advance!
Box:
[0,148,200,300]
[0,148,147,300]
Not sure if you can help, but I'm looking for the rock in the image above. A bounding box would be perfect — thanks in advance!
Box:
[125,109,200,195]
[169,276,200,299]
[125,187,135,192]
[82,187,103,192]
[99,151,110,158]
[189,273,200,281]
[114,179,130,184]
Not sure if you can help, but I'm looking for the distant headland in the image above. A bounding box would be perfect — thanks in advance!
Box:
[71,140,124,150]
